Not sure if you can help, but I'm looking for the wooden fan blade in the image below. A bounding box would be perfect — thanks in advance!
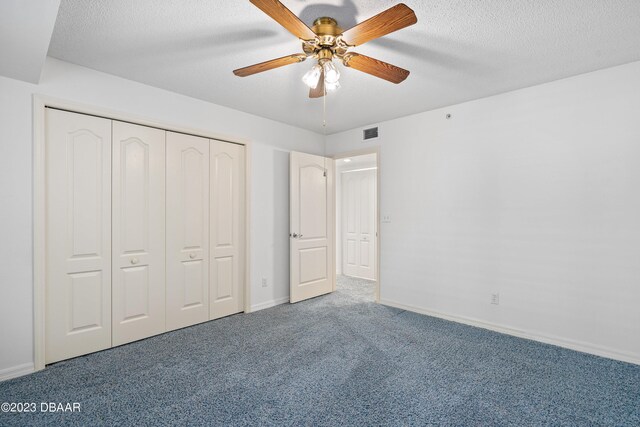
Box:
[250,0,317,40]
[309,70,325,98]
[233,54,305,77]
[343,53,410,84]
[340,3,417,47]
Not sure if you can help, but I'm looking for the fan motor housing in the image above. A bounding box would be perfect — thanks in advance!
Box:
[303,16,349,58]
[312,17,342,36]
[312,17,342,48]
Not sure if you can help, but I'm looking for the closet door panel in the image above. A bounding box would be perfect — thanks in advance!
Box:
[112,121,166,346]
[341,169,376,280]
[358,170,376,279]
[210,141,245,319]
[342,173,358,277]
[45,109,112,364]
[166,132,210,331]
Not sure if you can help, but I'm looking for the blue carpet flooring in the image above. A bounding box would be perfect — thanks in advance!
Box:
[1,275,639,426]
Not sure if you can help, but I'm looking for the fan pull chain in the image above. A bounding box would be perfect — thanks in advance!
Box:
[322,86,327,130]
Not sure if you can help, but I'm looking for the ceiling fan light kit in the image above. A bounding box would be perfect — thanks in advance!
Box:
[233,0,417,98]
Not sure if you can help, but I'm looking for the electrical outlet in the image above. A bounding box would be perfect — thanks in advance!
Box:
[382,215,391,223]
[261,278,268,288]
[491,293,500,305]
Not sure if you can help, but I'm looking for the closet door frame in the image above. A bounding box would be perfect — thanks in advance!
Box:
[33,95,252,372]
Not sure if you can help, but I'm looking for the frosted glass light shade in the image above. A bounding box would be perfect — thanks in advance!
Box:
[302,64,323,89]
[323,60,340,84]
[325,80,341,92]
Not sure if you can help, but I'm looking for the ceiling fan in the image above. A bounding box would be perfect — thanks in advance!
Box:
[233,0,417,98]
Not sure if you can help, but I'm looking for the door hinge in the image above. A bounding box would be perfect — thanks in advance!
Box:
[323,170,327,177]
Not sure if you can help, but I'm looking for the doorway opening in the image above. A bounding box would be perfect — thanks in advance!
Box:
[334,151,379,302]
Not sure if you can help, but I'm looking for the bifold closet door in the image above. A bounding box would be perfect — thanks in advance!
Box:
[112,121,166,346]
[210,141,245,319]
[45,109,112,364]
[166,132,210,331]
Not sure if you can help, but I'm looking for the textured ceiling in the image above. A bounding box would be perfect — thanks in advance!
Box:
[49,0,640,134]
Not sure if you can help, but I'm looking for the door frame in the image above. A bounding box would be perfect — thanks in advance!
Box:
[331,148,380,303]
[33,94,253,371]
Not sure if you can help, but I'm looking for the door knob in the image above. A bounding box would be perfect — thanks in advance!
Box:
[130,257,139,265]
[189,253,196,259]
[292,233,298,238]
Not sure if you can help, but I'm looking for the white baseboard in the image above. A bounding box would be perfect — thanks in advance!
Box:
[0,363,35,382]
[380,299,640,366]
[251,296,289,312]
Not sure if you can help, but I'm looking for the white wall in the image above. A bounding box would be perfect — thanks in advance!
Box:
[0,0,60,83]
[326,61,640,364]
[0,58,324,375]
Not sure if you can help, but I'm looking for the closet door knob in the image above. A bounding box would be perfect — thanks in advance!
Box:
[189,253,196,259]
[130,258,139,265]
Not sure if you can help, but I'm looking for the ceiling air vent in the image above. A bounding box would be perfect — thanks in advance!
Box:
[363,127,379,141]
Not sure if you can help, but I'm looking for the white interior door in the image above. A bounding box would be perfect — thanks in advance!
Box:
[342,169,376,280]
[166,132,210,331]
[290,151,335,303]
[210,141,245,319]
[112,121,166,346]
[45,109,112,364]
